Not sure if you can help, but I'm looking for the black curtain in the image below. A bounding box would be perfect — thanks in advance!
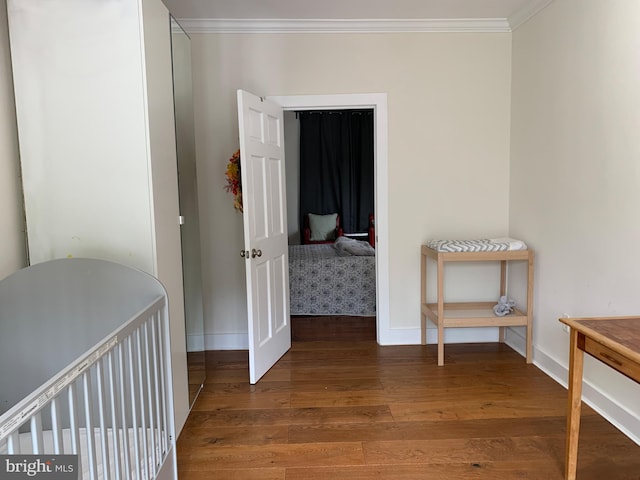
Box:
[298,109,374,234]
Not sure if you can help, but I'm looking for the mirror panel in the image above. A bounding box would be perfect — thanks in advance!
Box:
[170,17,206,407]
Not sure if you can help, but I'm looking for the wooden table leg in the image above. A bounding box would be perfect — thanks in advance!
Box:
[421,251,427,345]
[499,260,506,343]
[566,328,584,480]
[437,255,445,366]
[526,252,534,363]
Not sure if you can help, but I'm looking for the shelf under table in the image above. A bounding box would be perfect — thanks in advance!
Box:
[422,301,529,328]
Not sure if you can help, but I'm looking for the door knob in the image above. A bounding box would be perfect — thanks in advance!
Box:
[251,248,262,258]
[240,249,250,258]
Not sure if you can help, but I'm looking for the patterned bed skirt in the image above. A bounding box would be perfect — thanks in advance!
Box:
[288,244,376,316]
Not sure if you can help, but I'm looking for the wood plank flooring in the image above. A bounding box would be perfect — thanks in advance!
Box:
[291,316,376,342]
[176,342,640,479]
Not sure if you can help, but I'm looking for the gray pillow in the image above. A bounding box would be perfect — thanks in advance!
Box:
[309,213,337,241]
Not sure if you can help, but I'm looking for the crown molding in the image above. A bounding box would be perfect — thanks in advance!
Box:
[177,18,512,34]
[508,0,554,30]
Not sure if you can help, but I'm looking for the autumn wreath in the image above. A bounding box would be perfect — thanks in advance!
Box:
[224,149,242,212]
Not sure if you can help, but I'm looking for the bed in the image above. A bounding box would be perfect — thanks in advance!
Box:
[0,258,177,480]
[288,238,376,317]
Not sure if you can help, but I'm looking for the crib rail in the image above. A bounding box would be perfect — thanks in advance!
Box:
[0,295,175,480]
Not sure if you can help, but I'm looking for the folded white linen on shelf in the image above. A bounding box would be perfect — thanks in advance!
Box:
[488,237,528,251]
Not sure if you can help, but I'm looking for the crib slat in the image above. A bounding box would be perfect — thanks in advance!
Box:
[30,413,44,454]
[159,305,177,476]
[143,320,157,472]
[150,313,163,461]
[68,382,79,456]
[107,349,123,480]
[135,326,150,479]
[118,338,132,479]
[7,431,19,454]
[157,312,169,451]
[95,358,111,480]
[82,371,98,480]
[50,397,63,454]
[128,331,142,480]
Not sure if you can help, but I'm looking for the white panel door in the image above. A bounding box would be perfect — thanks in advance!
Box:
[237,89,291,384]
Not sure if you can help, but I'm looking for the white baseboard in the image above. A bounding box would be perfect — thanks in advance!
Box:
[504,327,640,445]
[504,325,527,356]
[209,318,503,349]
[379,325,500,345]
[535,345,640,445]
[186,334,204,352]
[204,333,249,350]
[206,326,499,349]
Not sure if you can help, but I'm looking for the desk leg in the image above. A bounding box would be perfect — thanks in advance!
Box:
[421,251,427,345]
[499,260,506,343]
[566,329,584,480]
[437,256,445,366]
[526,252,534,363]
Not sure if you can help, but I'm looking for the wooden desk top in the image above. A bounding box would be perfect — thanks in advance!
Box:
[560,316,640,366]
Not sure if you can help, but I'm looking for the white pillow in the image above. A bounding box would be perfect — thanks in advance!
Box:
[308,213,337,241]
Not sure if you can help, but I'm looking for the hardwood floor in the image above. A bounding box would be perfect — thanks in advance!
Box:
[291,316,376,341]
[177,342,640,479]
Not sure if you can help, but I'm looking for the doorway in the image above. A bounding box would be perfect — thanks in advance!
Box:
[269,93,390,345]
[284,109,376,341]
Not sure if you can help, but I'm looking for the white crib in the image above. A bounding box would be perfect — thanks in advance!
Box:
[0,258,177,480]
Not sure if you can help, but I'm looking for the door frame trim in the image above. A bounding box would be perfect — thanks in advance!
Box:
[268,93,390,344]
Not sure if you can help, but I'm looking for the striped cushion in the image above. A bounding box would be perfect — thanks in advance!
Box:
[427,239,512,252]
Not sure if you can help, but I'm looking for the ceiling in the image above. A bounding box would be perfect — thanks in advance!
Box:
[163,0,554,31]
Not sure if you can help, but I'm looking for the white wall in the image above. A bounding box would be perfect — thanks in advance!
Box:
[510,0,640,440]
[190,32,513,346]
[0,0,26,279]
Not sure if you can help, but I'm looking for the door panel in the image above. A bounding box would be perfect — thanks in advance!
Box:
[268,158,286,235]
[249,154,268,240]
[272,253,288,334]
[254,260,271,346]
